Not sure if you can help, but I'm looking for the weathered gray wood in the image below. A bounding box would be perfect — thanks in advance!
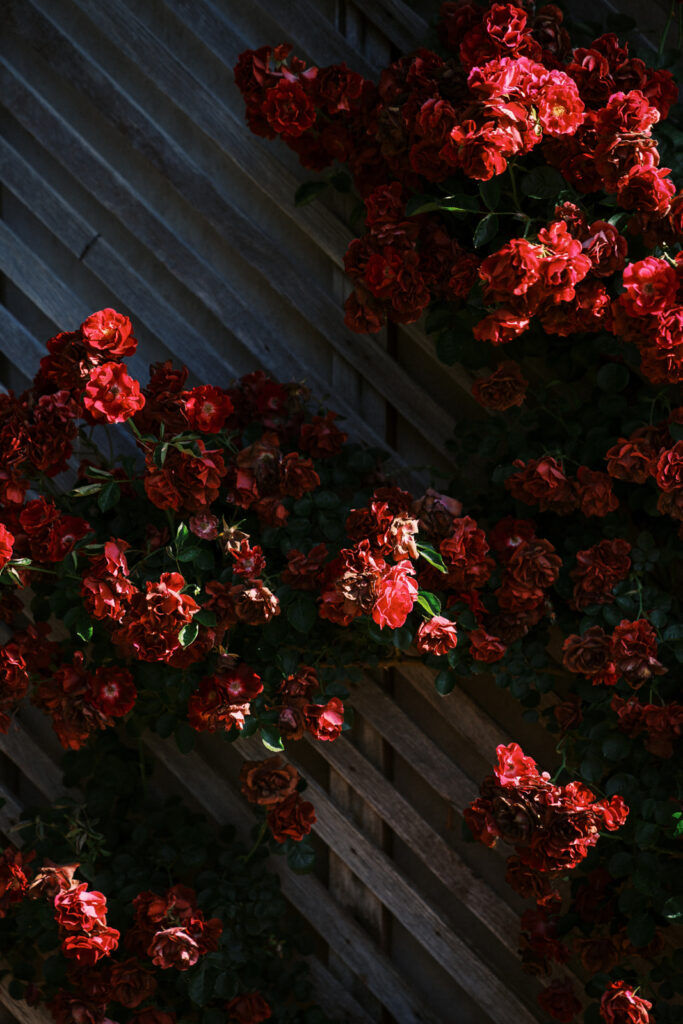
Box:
[0,981,51,1024]
[346,675,480,810]
[347,0,429,54]
[235,735,539,1024]
[304,730,521,954]
[144,733,442,1024]
[0,305,48,382]
[0,720,74,803]
[7,0,458,460]
[397,662,512,760]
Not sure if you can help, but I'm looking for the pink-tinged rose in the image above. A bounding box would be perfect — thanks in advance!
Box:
[372,562,418,629]
[54,883,108,932]
[147,926,200,970]
[226,992,272,1024]
[416,616,458,655]
[600,981,652,1024]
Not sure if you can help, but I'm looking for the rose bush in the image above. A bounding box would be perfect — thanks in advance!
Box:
[0,737,327,1024]
[236,1,683,1020]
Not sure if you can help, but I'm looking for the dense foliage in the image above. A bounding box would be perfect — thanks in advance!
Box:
[0,737,327,1024]
[235,1,683,1021]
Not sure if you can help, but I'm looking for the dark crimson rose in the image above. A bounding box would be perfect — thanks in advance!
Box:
[48,990,106,1024]
[600,981,652,1024]
[611,619,666,686]
[80,308,136,358]
[299,411,347,457]
[506,456,577,514]
[469,628,507,663]
[581,220,627,276]
[226,992,272,1024]
[574,466,619,517]
[537,978,582,1022]
[83,362,145,423]
[54,883,108,933]
[232,580,280,623]
[261,79,316,138]
[279,451,320,498]
[573,935,619,974]
[655,441,683,491]
[605,437,656,483]
[617,165,676,214]
[0,524,14,569]
[471,361,528,410]
[416,616,458,655]
[147,926,200,970]
[562,627,614,680]
[267,793,316,843]
[239,756,299,806]
[570,538,631,610]
[110,959,157,1008]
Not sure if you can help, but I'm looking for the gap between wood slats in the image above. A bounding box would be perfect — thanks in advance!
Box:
[300,729,521,955]
[235,734,541,1024]
[0,719,442,1024]
[0,980,51,1024]
[5,1,458,465]
[69,0,475,403]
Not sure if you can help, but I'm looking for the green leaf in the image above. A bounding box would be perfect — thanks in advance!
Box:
[155,712,176,739]
[97,480,120,512]
[287,593,318,635]
[435,669,456,695]
[416,540,447,573]
[608,851,633,877]
[194,609,217,628]
[71,483,103,497]
[601,733,631,761]
[153,443,169,469]
[261,726,284,753]
[294,181,328,206]
[663,624,683,641]
[661,895,683,920]
[520,166,566,199]
[285,836,316,873]
[406,194,440,215]
[596,363,630,393]
[439,193,480,214]
[669,422,683,442]
[178,621,199,648]
[187,962,213,1006]
[416,591,442,617]
[473,213,499,248]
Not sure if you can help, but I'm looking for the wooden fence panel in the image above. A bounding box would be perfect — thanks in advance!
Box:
[0,1,671,1021]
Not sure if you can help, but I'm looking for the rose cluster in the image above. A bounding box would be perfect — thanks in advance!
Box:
[240,755,316,844]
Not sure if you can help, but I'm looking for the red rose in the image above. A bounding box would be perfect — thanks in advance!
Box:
[83,362,145,423]
[581,220,627,277]
[471,361,528,410]
[299,411,347,457]
[0,524,14,569]
[239,757,299,806]
[536,71,584,136]
[80,308,136,358]
[226,992,272,1024]
[416,616,458,655]
[305,697,344,741]
[600,981,652,1024]
[617,165,676,214]
[182,386,234,433]
[61,925,119,966]
[261,79,316,138]
[147,926,200,970]
[621,257,678,317]
[87,666,137,717]
[54,883,108,932]
[279,452,320,498]
[267,793,316,843]
[506,456,577,514]
[473,309,531,345]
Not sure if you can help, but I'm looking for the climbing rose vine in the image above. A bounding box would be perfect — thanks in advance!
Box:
[235,0,683,1020]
